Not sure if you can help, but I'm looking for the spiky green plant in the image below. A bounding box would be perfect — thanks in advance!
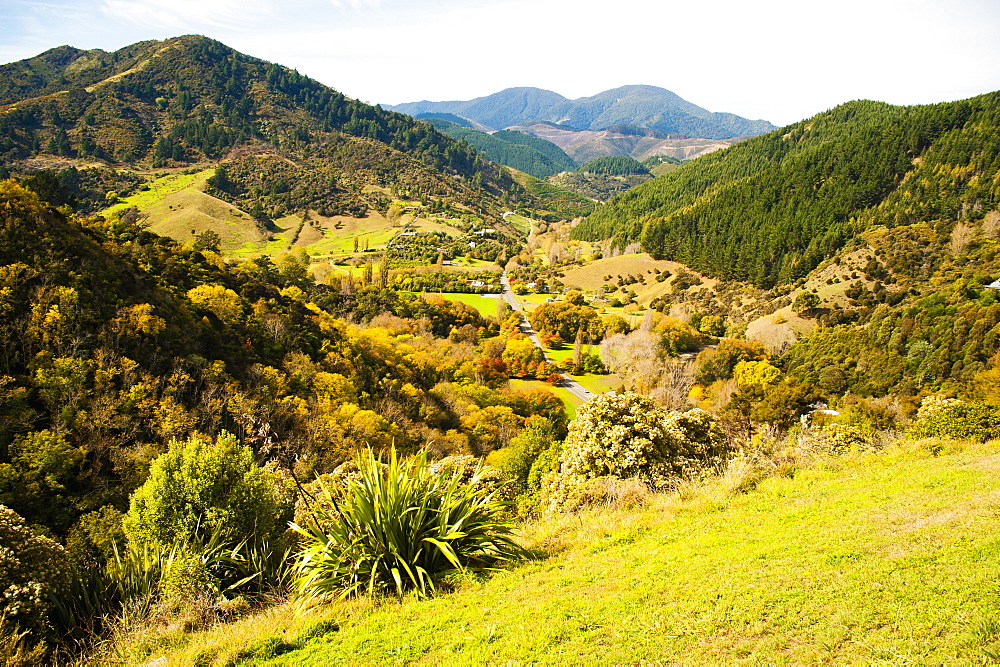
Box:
[103,526,293,603]
[292,448,524,600]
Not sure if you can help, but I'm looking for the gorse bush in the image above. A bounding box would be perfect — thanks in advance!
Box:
[907,394,1000,442]
[0,505,73,637]
[803,423,875,454]
[101,432,297,628]
[491,417,558,497]
[490,417,560,515]
[542,393,728,512]
[292,448,524,600]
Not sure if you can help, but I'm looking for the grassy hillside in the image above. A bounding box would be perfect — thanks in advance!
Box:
[573,92,1000,286]
[115,436,1000,664]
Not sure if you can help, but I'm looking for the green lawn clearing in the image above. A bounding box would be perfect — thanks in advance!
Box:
[504,213,533,236]
[570,372,620,395]
[100,170,209,217]
[508,378,581,420]
[435,293,504,318]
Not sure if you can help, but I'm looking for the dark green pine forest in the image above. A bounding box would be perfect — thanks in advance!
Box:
[573,94,1000,286]
[421,117,577,179]
[570,92,1000,400]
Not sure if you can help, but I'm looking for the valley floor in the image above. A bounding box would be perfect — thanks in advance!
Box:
[132,438,1000,665]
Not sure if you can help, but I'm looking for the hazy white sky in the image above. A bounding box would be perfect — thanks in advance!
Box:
[2,0,999,126]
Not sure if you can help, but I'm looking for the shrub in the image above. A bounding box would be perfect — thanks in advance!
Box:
[802,423,874,454]
[123,432,293,550]
[491,417,558,497]
[0,505,73,636]
[115,434,295,615]
[292,448,524,599]
[542,393,728,512]
[0,617,47,666]
[158,548,217,614]
[906,394,1000,442]
[792,290,821,314]
[105,528,293,613]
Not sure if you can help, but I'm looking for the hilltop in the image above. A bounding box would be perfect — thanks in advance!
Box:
[389,86,773,167]
[0,35,528,252]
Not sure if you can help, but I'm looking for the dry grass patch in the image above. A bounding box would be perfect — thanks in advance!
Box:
[745,307,812,353]
[560,253,710,293]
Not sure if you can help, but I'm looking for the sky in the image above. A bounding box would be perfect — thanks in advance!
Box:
[2,0,999,126]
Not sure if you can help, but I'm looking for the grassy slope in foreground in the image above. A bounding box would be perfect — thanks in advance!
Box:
[157,438,1000,664]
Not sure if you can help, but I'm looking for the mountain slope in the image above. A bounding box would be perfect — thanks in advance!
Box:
[0,35,523,225]
[388,85,776,139]
[572,93,1000,286]
[392,87,572,133]
[505,121,739,164]
[423,117,575,178]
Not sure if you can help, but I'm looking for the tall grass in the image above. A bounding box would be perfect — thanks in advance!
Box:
[45,523,294,663]
[292,448,525,600]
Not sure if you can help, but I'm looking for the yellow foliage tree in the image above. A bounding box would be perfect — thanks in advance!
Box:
[187,284,243,325]
[733,359,782,388]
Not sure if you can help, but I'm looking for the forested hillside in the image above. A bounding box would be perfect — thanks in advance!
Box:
[422,117,576,179]
[0,179,585,546]
[0,36,522,220]
[573,93,1000,286]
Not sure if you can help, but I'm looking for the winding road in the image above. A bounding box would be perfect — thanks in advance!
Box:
[499,274,594,402]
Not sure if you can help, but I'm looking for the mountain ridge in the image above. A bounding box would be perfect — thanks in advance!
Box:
[388,85,776,140]
[0,35,527,236]
[572,92,1000,286]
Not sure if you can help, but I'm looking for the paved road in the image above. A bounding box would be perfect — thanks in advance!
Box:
[499,274,593,402]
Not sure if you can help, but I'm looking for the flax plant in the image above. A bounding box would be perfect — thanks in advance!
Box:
[292,448,524,600]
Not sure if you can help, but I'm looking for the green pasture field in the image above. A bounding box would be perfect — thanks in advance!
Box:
[100,170,208,216]
[544,347,572,364]
[434,293,504,318]
[571,372,620,394]
[504,213,532,235]
[516,293,551,312]
[408,216,466,237]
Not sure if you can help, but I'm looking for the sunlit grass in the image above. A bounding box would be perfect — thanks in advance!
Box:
[504,213,533,236]
[100,170,207,216]
[571,372,620,395]
[434,293,503,318]
[134,438,1000,665]
[516,293,551,312]
[508,379,581,419]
